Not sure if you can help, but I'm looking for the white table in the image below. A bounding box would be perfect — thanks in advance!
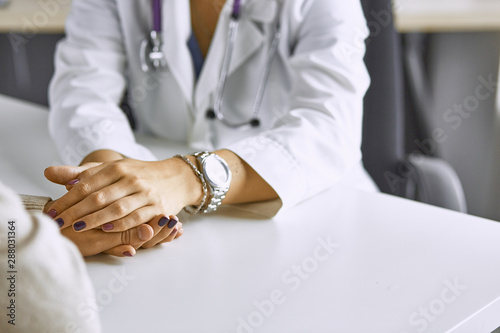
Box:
[1,94,500,332]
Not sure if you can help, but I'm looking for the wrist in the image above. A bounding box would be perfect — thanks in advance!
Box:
[168,156,205,208]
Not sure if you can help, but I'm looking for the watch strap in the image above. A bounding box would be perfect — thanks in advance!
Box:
[194,151,231,214]
[174,155,208,215]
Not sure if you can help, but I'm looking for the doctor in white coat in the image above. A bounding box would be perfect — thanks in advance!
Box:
[45,0,377,255]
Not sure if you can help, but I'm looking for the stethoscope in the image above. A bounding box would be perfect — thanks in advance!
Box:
[140,0,282,130]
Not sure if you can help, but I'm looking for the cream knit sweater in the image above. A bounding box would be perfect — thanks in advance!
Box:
[0,181,101,332]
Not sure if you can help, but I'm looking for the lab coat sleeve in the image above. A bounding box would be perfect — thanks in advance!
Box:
[0,181,101,332]
[228,0,370,215]
[48,0,156,165]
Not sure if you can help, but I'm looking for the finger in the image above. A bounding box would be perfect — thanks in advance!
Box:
[43,199,55,215]
[44,163,102,186]
[143,216,180,248]
[103,245,137,257]
[121,224,154,246]
[174,223,184,239]
[64,162,109,191]
[135,215,173,248]
[99,215,169,257]
[50,171,125,228]
[159,225,181,245]
[61,223,153,257]
[70,192,149,232]
[101,206,158,232]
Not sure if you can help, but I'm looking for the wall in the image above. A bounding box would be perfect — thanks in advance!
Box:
[0,33,63,106]
[427,32,500,220]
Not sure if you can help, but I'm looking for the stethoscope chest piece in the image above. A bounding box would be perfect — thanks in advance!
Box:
[140,0,167,73]
[140,30,167,72]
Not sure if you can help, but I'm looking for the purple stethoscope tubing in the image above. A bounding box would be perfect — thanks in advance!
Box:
[212,0,282,129]
[152,0,162,32]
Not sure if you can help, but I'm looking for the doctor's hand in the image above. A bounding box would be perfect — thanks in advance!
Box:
[44,158,201,234]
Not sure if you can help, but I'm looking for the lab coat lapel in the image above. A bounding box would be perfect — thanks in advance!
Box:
[194,0,277,111]
[162,0,194,106]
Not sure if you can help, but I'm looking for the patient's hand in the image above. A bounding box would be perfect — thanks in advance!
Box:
[62,222,154,257]
[45,200,183,257]
[59,215,183,257]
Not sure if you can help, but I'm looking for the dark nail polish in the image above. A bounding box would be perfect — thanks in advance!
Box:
[102,223,114,231]
[158,216,169,227]
[123,251,133,257]
[167,218,178,229]
[67,179,80,185]
[74,221,86,231]
[47,209,57,219]
[56,218,64,228]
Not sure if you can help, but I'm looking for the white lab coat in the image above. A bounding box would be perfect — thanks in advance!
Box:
[49,0,377,215]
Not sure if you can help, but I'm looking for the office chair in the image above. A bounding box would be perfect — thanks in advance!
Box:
[360,0,467,213]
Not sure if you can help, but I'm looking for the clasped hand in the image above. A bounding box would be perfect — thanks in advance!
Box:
[44,158,197,257]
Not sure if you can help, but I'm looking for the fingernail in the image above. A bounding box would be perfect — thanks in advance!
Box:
[102,223,114,231]
[56,218,64,228]
[123,251,133,257]
[158,216,169,227]
[47,209,57,219]
[74,221,86,231]
[167,218,178,229]
[67,179,80,185]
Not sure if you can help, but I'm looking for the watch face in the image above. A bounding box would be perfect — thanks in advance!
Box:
[204,154,231,188]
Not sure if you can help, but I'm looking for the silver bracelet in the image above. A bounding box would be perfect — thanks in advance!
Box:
[174,155,208,215]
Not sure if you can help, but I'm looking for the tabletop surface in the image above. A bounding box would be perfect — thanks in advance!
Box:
[1,94,500,332]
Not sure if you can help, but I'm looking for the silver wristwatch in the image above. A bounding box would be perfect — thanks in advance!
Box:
[194,151,232,213]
